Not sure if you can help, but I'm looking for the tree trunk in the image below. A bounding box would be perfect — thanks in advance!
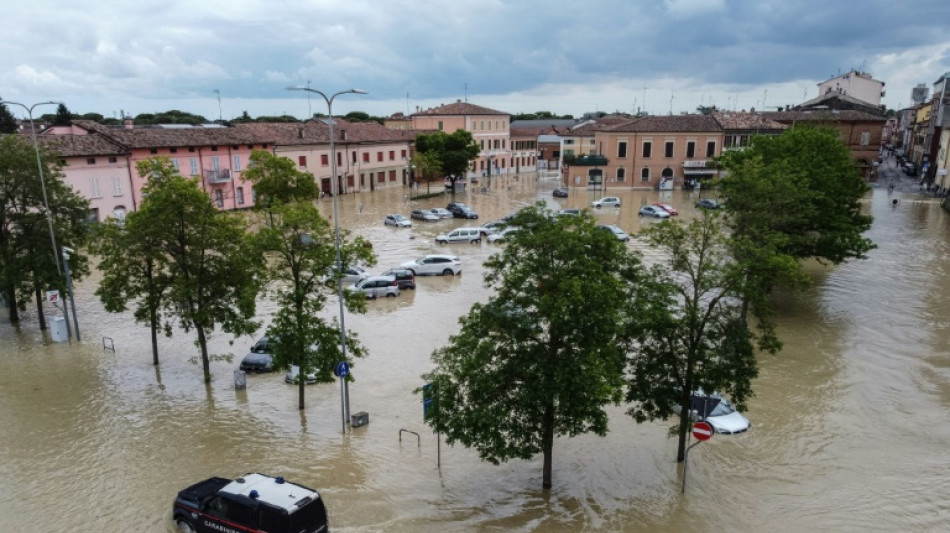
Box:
[34,285,47,330]
[6,286,18,323]
[149,306,159,365]
[299,378,305,411]
[196,323,211,383]
[541,400,555,489]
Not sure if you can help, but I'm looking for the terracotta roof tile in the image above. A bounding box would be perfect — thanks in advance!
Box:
[604,114,722,132]
[412,101,509,116]
[762,110,887,122]
[712,111,787,131]
[36,131,127,157]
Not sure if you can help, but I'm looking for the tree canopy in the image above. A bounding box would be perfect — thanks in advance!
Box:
[0,101,16,134]
[413,130,480,185]
[422,204,660,489]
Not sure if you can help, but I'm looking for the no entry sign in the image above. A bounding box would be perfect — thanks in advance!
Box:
[692,421,714,441]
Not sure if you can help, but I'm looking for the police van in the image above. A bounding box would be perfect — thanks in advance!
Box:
[173,473,329,533]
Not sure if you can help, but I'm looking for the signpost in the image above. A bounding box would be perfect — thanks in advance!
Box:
[682,421,714,493]
[335,361,350,434]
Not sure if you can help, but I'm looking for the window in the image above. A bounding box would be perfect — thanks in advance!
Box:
[860,131,871,145]
[618,141,627,158]
[188,147,196,152]
[233,155,241,171]
[686,141,696,158]
[665,141,674,158]
[351,151,357,164]
[438,121,443,131]
[211,146,218,151]
[564,139,575,145]
[337,152,342,166]
[642,141,652,158]
[236,187,244,205]
[170,147,178,153]
[86,157,96,165]
[321,154,328,166]
[112,176,123,196]
[401,149,407,159]
[90,177,102,198]
[641,167,650,182]
[617,168,626,182]
[215,189,223,207]
[377,152,383,162]
[149,148,157,155]
[108,156,117,163]
[706,141,716,157]
[298,155,307,167]
[190,158,198,175]
[389,170,396,182]
[389,150,395,161]
[377,172,385,183]
[212,156,220,171]
[171,159,179,171]
[480,140,485,149]
[362,152,370,163]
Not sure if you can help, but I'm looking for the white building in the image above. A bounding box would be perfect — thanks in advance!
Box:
[817,70,885,106]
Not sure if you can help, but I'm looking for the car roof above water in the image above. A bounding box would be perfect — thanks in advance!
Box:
[219,473,320,514]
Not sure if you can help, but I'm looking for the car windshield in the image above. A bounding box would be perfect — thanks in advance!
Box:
[708,398,736,417]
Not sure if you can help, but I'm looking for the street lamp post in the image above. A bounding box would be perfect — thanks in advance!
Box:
[287,86,366,431]
[1,100,62,275]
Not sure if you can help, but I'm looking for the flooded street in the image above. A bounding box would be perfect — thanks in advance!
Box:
[2,173,949,532]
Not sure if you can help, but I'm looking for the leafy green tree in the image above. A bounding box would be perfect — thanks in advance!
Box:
[409,150,441,195]
[241,150,319,207]
[719,125,874,265]
[53,103,72,126]
[422,204,657,489]
[245,154,374,408]
[0,100,16,134]
[414,130,479,188]
[625,213,770,462]
[0,135,90,328]
[90,158,180,365]
[135,160,263,382]
[251,202,375,409]
[134,110,208,125]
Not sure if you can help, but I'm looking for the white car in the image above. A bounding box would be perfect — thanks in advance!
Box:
[592,196,621,208]
[487,227,519,243]
[638,205,670,218]
[346,275,400,299]
[384,214,412,227]
[435,227,482,244]
[429,208,454,219]
[399,254,462,276]
[597,224,629,241]
[677,391,751,435]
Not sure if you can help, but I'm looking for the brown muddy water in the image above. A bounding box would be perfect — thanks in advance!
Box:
[1,173,948,532]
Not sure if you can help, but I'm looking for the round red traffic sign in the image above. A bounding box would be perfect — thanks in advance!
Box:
[692,421,714,441]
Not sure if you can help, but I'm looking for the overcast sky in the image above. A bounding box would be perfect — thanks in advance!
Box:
[2,0,950,121]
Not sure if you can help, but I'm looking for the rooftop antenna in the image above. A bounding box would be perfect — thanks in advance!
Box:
[642,86,647,114]
[464,83,468,103]
[669,91,674,115]
[213,89,222,121]
[406,92,410,115]
[307,80,312,118]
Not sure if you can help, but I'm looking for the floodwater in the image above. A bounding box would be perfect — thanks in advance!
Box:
[1,169,949,532]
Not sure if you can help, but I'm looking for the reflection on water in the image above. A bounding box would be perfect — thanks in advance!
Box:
[1,174,949,532]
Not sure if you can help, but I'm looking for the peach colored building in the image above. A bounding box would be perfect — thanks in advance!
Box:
[411,101,522,177]
[565,115,724,190]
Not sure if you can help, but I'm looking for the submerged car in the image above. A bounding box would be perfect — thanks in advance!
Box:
[597,224,629,241]
[346,275,400,299]
[239,337,273,373]
[410,209,440,222]
[173,473,330,533]
[553,187,569,198]
[675,391,751,435]
[384,213,412,227]
[487,226,520,243]
[591,196,621,208]
[695,198,723,210]
[399,254,462,276]
[446,202,479,219]
[638,205,670,218]
[429,207,454,219]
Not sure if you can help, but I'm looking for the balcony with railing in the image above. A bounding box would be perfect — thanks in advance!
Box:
[205,169,232,183]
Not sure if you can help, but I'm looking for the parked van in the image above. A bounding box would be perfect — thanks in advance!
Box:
[435,227,482,244]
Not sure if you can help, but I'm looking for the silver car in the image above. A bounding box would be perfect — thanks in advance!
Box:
[346,275,400,299]
[410,209,440,222]
[598,224,629,241]
[399,254,462,276]
[384,214,412,227]
[592,196,621,208]
[429,208,454,219]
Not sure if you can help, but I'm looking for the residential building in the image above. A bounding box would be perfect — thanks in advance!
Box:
[817,69,886,106]
[761,110,887,180]
[411,101,515,178]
